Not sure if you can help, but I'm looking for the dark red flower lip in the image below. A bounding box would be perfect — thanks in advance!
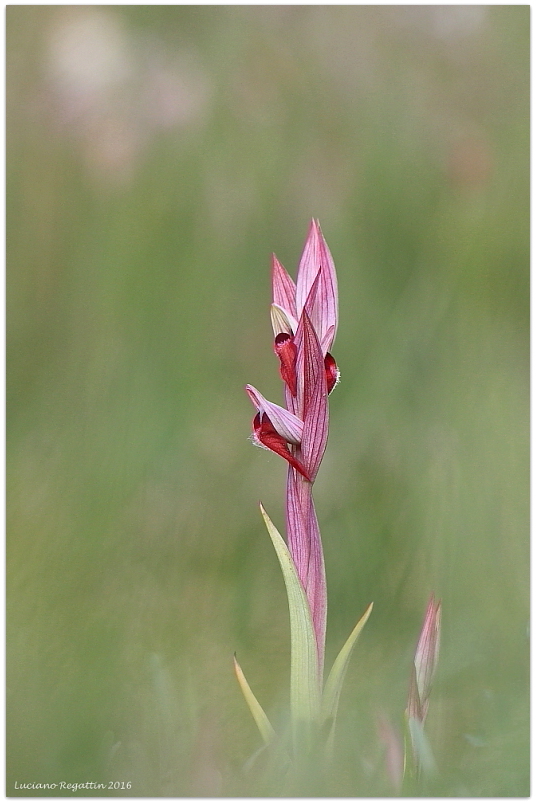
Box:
[253,413,311,482]
[245,384,303,444]
[274,333,298,396]
[325,353,340,395]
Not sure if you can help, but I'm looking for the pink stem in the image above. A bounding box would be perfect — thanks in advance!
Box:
[286,460,327,682]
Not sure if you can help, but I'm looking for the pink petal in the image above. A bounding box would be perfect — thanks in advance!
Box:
[320,325,335,355]
[406,596,441,727]
[296,220,338,354]
[245,385,303,444]
[292,270,321,418]
[298,310,328,483]
[316,221,338,348]
[414,595,441,713]
[271,254,297,321]
[296,220,322,319]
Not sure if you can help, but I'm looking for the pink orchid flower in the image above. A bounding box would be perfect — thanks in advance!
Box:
[246,220,339,679]
[407,595,442,723]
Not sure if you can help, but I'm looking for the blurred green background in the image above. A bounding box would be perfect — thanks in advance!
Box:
[7,5,528,796]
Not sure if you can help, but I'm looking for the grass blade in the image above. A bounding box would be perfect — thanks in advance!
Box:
[321,602,373,752]
[233,654,276,746]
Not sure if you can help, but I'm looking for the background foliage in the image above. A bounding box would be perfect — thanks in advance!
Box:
[7,6,528,796]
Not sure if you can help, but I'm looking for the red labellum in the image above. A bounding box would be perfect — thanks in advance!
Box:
[274,333,298,396]
[325,352,340,394]
[253,413,310,481]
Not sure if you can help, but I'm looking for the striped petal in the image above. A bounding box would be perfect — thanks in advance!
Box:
[414,595,442,719]
[298,309,329,483]
[296,220,321,319]
[292,270,321,418]
[245,384,303,444]
[271,254,297,322]
[296,220,338,354]
[316,222,338,350]
[320,325,335,356]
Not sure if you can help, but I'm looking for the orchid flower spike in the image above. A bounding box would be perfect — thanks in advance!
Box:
[246,221,340,481]
[405,595,442,779]
[245,220,340,679]
[239,223,375,759]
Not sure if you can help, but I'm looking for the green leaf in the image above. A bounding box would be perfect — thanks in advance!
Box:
[233,654,276,746]
[321,602,373,753]
[260,504,321,747]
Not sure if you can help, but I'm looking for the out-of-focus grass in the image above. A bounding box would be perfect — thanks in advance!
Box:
[7,6,528,796]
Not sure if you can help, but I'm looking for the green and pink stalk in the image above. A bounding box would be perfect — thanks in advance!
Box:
[238,221,372,755]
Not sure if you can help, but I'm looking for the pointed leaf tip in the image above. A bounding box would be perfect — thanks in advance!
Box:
[233,654,276,746]
[322,602,373,730]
